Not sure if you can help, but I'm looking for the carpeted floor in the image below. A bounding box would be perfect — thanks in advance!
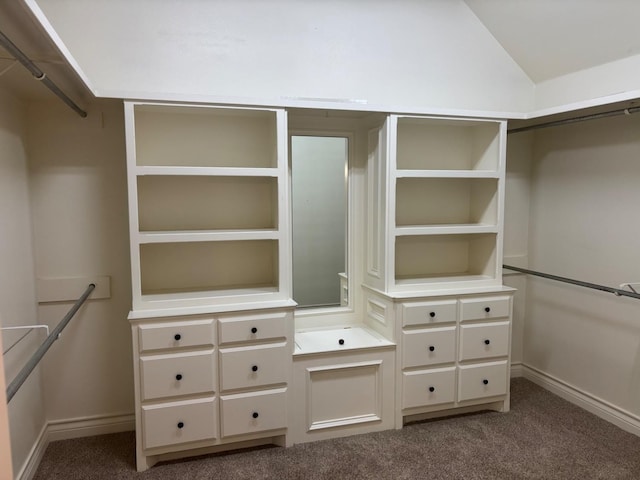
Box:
[33,379,640,479]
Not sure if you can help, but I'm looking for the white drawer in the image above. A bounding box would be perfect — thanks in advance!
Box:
[402,327,456,368]
[140,350,215,401]
[219,343,289,391]
[459,321,510,361]
[218,311,289,345]
[402,367,456,409]
[220,388,287,437]
[142,397,217,450]
[138,318,214,352]
[459,296,510,322]
[401,300,457,327]
[457,361,508,402]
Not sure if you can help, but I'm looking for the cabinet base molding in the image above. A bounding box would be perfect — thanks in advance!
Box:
[403,400,507,426]
[142,435,287,470]
[522,365,640,437]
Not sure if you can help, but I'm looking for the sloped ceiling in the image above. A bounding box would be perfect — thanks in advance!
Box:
[464,0,640,83]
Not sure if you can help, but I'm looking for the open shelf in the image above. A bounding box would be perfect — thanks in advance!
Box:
[396,117,500,171]
[137,176,278,232]
[394,234,497,285]
[395,177,498,227]
[139,240,279,297]
[134,104,278,168]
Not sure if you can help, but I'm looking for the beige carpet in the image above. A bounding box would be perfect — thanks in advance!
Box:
[34,379,640,479]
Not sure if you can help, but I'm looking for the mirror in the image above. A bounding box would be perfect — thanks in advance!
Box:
[291,135,348,308]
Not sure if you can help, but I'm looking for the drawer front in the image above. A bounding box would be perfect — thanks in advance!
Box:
[218,311,289,345]
[459,322,510,361]
[220,388,287,437]
[219,343,289,391]
[401,300,457,327]
[459,296,510,322]
[142,397,217,450]
[140,350,215,401]
[138,318,214,352]
[402,327,456,368]
[402,367,456,409]
[457,361,508,402]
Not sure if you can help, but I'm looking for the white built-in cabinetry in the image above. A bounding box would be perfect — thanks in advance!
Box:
[364,114,513,423]
[124,102,513,471]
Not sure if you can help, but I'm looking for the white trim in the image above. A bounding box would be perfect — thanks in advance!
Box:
[46,413,135,442]
[510,362,524,378]
[522,365,640,437]
[15,423,47,480]
[16,413,135,480]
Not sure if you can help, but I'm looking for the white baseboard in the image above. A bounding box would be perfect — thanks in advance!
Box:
[18,413,135,480]
[510,362,524,378]
[522,365,640,437]
[15,423,48,480]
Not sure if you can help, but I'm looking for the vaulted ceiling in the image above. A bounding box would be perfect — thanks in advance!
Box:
[1,1,639,117]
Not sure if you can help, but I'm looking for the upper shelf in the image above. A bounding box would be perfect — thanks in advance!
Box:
[133,104,279,168]
[395,117,501,171]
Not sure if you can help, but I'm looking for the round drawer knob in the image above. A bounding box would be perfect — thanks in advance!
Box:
[251,365,259,372]
[483,379,489,385]
[484,307,491,313]
[484,339,491,345]
[177,422,184,429]
[174,334,181,341]
[428,346,435,352]
[429,312,436,318]
[338,339,345,345]
[252,412,259,419]
[428,386,435,393]
[175,374,183,381]
[251,327,258,334]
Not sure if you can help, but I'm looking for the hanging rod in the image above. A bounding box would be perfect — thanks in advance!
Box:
[507,105,640,134]
[0,28,87,118]
[503,265,640,301]
[6,283,95,403]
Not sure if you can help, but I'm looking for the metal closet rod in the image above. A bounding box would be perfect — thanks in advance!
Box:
[507,105,640,134]
[0,28,87,118]
[503,265,640,301]
[5,283,95,403]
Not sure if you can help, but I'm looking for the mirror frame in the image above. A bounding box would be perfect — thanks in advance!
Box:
[288,129,355,317]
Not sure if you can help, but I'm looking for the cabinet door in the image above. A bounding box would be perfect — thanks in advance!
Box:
[220,388,287,437]
[142,397,217,450]
[459,296,510,321]
[457,361,508,402]
[402,367,456,409]
[401,300,457,327]
[219,343,289,391]
[140,350,215,401]
[459,322,510,361]
[138,318,215,352]
[402,327,456,368]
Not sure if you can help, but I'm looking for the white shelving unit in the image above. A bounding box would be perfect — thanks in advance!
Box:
[124,102,292,311]
[365,114,506,295]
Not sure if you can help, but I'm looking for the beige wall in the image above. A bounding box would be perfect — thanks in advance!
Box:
[0,88,45,478]
[27,99,134,423]
[525,113,640,415]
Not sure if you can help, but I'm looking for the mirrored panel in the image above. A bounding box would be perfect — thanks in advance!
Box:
[291,135,348,308]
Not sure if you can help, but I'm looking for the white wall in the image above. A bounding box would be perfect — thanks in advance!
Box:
[0,87,45,478]
[27,99,134,425]
[28,0,534,115]
[525,113,640,417]
[503,131,534,366]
